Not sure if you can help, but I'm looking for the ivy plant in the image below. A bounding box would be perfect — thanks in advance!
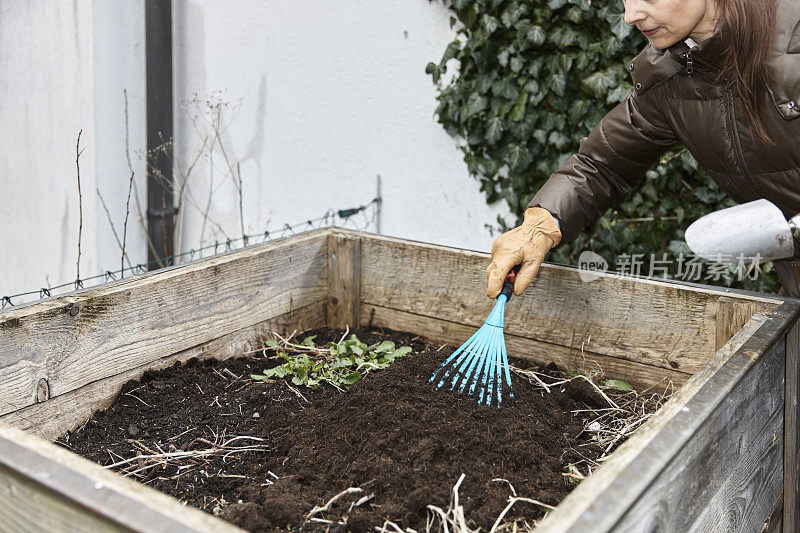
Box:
[251,335,413,391]
[427,0,779,292]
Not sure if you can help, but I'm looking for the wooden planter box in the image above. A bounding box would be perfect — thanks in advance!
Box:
[1,228,798,532]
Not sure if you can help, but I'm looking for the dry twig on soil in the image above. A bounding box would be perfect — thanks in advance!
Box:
[104,434,268,479]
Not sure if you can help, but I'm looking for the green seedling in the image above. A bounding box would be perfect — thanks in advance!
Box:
[600,379,634,392]
[251,334,412,391]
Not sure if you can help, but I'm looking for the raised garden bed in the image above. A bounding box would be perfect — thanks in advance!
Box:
[0,229,798,532]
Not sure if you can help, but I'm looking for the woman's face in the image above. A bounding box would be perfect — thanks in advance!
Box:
[623,0,719,49]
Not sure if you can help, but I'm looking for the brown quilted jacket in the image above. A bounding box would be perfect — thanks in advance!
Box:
[528,0,800,245]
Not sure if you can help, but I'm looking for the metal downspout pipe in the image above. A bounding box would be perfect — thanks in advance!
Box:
[145,0,174,268]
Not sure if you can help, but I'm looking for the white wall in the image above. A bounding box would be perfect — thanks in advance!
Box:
[0,0,507,302]
[1,1,98,297]
[172,0,508,255]
[0,1,148,302]
[91,1,148,278]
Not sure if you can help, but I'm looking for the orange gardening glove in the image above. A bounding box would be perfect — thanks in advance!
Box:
[486,207,562,298]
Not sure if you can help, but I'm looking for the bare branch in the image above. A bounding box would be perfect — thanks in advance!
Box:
[96,188,133,269]
[122,89,136,278]
[75,130,84,283]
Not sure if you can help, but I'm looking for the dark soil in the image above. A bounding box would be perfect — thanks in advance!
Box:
[58,328,609,532]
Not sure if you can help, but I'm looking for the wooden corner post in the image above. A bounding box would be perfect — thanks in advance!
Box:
[785,320,799,533]
[715,297,760,351]
[327,233,362,330]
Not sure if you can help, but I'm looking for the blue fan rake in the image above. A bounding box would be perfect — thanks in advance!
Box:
[429,266,519,407]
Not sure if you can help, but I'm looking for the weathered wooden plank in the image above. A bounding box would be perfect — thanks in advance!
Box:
[689,405,783,532]
[327,233,361,329]
[785,320,800,533]
[362,304,689,390]
[0,464,130,533]
[1,302,326,441]
[0,232,328,418]
[535,302,798,532]
[715,297,761,351]
[359,235,780,375]
[0,423,243,532]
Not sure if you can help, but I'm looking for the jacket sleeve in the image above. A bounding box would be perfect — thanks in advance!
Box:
[527,89,678,243]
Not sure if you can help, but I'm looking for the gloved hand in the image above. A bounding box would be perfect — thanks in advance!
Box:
[486,207,562,298]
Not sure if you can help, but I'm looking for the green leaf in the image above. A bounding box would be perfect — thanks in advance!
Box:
[600,379,634,392]
[264,339,279,349]
[566,7,583,24]
[481,14,500,35]
[607,13,633,40]
[505,144,526,169]
[582,68,617,97]
[441,40,461,64]
[477,74,496,94]
[341,372,362,386]
[302,335,317,347]
[372,340,396,353]
[510,56,525,74]
[606,86,630,104]
[508,92,528,122]
[526,25,546,46]
[392,346,413,358]
[675,206,685,224]
[463,92,488,119]
[485,116,504,143]
[500,4,526,27]
[491,78,518,100]
[547,72,567,96]
[426,62,442,84]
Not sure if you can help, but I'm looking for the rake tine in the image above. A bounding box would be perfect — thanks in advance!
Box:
[500,331,513,401]
[467,338,489,397]
[452,330,490,391]
[476,328,492,404]
[430,328,480,383]
[457,331,489,393]
[479,326,500,403]
[480,326,500,405]
[469,326,494,396]
[443,330,485,386]
[489,328,503,406]
[495,327,504,404]
[433,332,481,388]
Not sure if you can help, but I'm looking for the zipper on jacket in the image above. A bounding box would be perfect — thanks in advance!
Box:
[724,89,760,195]
[683,52,694,75]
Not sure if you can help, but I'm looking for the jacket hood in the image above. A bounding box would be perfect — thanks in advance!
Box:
[766,0,800,119]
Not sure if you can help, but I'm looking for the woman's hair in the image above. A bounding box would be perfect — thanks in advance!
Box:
[718,0,777,145]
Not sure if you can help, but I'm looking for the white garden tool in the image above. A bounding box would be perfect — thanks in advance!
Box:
[685,199,800,264]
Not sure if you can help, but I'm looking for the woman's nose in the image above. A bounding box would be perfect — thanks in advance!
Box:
[623,1,647,25]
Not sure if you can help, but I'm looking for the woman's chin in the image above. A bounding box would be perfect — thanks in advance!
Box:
[647,34,680,50]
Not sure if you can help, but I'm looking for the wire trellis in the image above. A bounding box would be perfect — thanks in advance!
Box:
[1,198,380,309]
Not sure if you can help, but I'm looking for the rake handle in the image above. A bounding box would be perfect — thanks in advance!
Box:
[499,265,521,300]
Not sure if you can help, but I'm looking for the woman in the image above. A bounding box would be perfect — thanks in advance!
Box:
[486,0,800,296]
